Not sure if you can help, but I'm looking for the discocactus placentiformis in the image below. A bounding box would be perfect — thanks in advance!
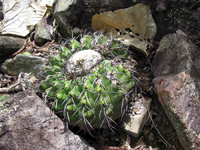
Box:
[40,32,136,133]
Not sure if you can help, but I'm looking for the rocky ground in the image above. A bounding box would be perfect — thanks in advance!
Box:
[67,47,185,150]
[1,0,200,149]
[0,40,184,149]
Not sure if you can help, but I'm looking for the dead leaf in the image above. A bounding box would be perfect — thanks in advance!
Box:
[0,0,54,37]
[92,3,157,54]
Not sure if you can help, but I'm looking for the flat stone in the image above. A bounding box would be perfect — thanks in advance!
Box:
[1,54,47,76]
[0,90,95,150]
[121,97,151,137]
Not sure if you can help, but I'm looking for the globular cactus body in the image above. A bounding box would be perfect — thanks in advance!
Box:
[41,32,135,131]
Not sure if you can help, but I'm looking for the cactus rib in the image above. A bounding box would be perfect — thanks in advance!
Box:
[40,31,136,132]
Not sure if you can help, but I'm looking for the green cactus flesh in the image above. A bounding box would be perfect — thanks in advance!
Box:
[40,33,135,131]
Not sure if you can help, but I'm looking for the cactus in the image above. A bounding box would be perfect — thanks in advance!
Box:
[40,32,135,133]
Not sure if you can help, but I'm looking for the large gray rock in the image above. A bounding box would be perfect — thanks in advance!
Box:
[53,0,85,37]
[1,54,46,76]
[0,36,25,56]
[0,90,95,150]
[152,32,200,150]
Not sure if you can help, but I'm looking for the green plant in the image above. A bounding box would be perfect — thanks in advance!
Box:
[40,32,135,133]
[0,94,10,102]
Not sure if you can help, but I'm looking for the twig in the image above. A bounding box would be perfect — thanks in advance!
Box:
[195,41,200,45]
[12,38,29,56]
[36,48,58,54]
[147,109,176,150]
[132,145,146,150]
[0,72,39,93]
[0,82,22,93]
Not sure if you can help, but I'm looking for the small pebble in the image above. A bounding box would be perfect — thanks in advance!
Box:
[149,133,155,141]
[156,0,167,12]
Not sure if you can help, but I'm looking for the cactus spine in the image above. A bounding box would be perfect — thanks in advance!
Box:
[40,32,135,132]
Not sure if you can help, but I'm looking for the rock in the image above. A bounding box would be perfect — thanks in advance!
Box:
[53,0,85,37]
[155,0,167,12]
[152,32,200,150]
[0,90,95,150]
[0,36,25,56]
[65,49,103,75]
[1,54,47,76]
[192,8,200,24]
[34,17,54,46]
[122,97,152,137]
